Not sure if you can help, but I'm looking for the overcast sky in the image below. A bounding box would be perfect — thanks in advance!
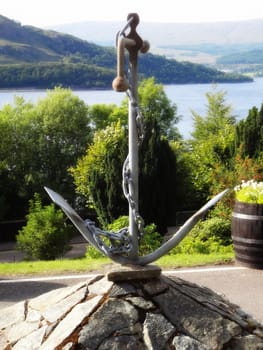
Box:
[1,0,263,27]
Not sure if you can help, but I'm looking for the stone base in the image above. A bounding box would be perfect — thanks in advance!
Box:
[107,264,161,281]
[1,273,263,349]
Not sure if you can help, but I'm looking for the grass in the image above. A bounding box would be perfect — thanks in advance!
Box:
[0,256,110,277]
[0,252,234,277]
[156,252,234,269]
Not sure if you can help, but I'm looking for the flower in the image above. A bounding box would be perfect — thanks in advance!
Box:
[234,179,263,204]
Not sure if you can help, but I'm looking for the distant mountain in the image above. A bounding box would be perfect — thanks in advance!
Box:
[50,19,263,46]
[0,14,251,89]
[217,49,263,65]
[51,19,263,65]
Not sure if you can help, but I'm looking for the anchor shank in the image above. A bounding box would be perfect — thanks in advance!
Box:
[128,60,139,259]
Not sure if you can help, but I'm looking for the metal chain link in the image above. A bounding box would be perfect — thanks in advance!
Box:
[126,89,145,144]
[122,156,145,238]
[122,89,145,238]
[84,219,131,255]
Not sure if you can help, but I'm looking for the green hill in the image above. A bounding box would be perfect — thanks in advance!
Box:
[217,48,263,65]
[0,15,252,89]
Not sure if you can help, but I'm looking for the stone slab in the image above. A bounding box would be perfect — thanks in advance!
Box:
[107,264,161,281]
[40,295,102,350]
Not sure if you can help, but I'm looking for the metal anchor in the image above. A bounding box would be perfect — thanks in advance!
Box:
[45,14,228,265]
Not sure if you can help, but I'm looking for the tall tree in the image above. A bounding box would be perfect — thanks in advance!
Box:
[72,78,178,233]
[139,119,177,233]
[0,97,36,219]
[71,122,127,227]
[0,88,91,221]
[187,89,236,201]
[88,103,127,131]
[235,104,263,158]
[34,87,91,199]
[191,89,235,142]
[138,77,180,140]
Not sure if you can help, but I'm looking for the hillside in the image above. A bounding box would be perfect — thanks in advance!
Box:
[217,49,263,65]
[0,15,251,89]
[51,19,263,65]
[0,15,114,65]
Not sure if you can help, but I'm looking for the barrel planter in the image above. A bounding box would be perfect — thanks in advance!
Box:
[231,200,263,269]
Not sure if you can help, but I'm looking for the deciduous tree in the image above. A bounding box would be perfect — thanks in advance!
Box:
[0,88,91,222]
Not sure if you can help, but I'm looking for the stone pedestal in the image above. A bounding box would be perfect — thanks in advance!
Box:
[0,269,263,349]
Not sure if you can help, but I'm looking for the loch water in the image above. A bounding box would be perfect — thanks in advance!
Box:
[0,78,263,138]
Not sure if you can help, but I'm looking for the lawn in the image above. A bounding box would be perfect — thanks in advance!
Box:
[0,252,234,277]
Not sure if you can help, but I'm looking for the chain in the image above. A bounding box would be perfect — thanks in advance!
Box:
[126,89,145,145]
[122,89,145,238]
[122,156,145,238]
[84,219,131,255]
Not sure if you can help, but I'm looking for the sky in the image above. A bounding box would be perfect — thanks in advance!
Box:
[1,0,263,28]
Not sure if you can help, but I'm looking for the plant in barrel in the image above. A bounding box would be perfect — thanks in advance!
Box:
[232,180,263,268]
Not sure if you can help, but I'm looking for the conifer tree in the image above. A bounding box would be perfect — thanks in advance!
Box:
[235,104,263,158]
[139,119,177,233]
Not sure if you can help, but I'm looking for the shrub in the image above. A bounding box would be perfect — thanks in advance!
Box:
[85,216,163,258]
[169,216,233,255]
[139,223,163,255]
[16,193,71,260]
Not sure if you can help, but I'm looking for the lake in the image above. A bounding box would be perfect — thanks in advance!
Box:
[1,78,263,138]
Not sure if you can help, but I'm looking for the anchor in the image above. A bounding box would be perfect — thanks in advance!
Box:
[45,13,228,266]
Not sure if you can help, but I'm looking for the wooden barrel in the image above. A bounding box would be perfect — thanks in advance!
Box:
[231,201,263,269]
